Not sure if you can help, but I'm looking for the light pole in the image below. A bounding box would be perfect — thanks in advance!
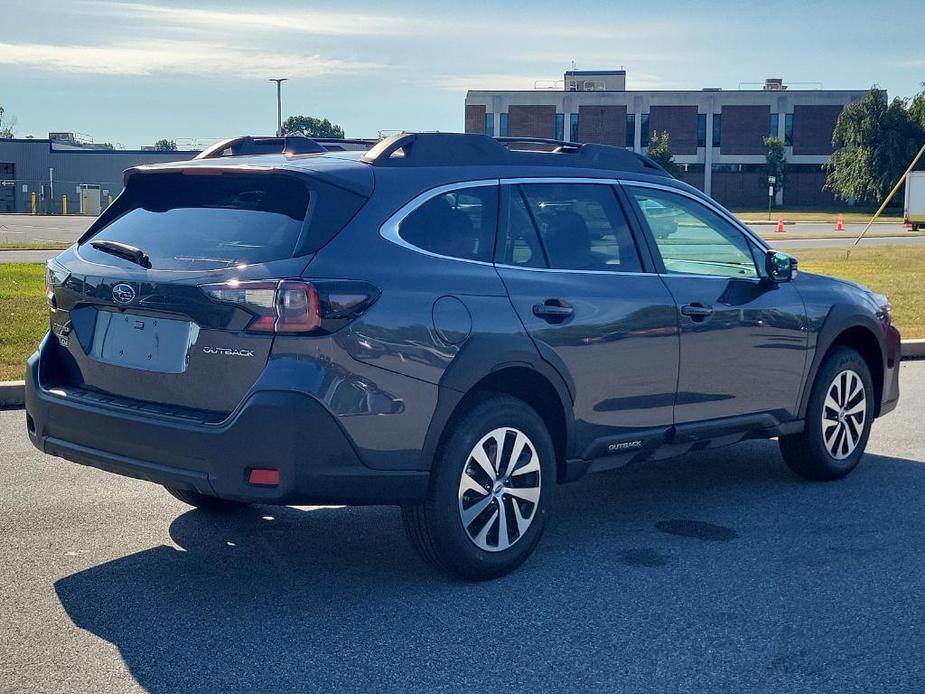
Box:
[268,78,288,136]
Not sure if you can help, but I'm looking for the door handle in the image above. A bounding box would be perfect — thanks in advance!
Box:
[533,299,574,322]
[680,303,714,321]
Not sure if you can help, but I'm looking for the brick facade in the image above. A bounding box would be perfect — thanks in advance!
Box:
[508,105,556,138]
[720,105,770,155]
[576,105,627,146]
[711,170,767,207]
[649,106,698,155]
[464,105,486,134]
[791,105,842,155]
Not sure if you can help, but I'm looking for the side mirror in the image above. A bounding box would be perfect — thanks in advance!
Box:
[766,250,797,282]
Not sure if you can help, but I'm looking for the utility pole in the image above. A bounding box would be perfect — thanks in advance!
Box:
[268,78,288,136]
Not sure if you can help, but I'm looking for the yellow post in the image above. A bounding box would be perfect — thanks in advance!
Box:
[30,192,36,215]
[61,194,67,216]
[851,141,925,248]
[107,194,113,208]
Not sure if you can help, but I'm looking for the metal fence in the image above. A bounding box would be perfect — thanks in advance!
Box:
[0,179,121,215]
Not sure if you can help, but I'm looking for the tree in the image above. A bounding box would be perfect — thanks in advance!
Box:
[280,115,344,139]
[646,130,681,177]
[825,87,924,203]
[153,138,178,151]
[0,105,15,138]
[763,136,787,201]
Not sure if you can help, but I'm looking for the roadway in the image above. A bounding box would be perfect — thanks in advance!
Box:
[1,360,923,692]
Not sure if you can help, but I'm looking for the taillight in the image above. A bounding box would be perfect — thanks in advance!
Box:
[200,279,379,335]
[45,258,69,308]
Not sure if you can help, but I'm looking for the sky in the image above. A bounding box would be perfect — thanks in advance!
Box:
[0,0,923,149]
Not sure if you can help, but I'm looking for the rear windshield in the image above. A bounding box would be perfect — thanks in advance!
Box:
[83,173,310,270]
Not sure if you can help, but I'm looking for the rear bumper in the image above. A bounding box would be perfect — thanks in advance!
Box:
[25,337,428,505]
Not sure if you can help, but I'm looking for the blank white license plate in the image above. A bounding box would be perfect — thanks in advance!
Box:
[88,310,199,373]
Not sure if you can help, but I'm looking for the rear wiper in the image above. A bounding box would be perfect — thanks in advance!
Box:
[89,240,152,269]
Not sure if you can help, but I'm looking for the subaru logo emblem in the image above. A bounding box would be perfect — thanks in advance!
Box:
[112,283,136,304]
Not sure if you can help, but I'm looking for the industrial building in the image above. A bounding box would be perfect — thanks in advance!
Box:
[465,72,867,207]
[0,135,199,214]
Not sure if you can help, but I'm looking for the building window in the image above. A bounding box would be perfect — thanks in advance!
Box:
[485,113,494,137]
[555,113,564,141]
[711,163,764,173]
[769,113,779,138]
[697,113,706,148]
[625,113,635,148]
[569,113,579,141]
[641,113,650,148]
[712,114,721,147]
[499,113,509,138]
[784,113,793,146]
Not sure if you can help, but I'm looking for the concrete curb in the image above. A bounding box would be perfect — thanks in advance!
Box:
[0,381,25,409]
[1,340,923,409]
[903,339,925,360]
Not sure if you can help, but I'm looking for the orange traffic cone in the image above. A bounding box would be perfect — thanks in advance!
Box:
[835,214,845,231]
[776,217,785,233]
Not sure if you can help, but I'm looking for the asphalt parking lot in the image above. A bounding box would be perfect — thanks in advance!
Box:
[1,360,923,693]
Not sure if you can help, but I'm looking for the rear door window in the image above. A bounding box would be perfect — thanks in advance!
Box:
[83,173,338,271]
[517,183,643,272]
[397,185,499,262]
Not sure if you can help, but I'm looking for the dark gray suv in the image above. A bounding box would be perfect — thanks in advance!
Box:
[26,133,901,580]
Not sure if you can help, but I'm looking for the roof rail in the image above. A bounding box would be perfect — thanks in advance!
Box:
[361,132,669,176]
[194,135,326,160]
[495,137,581,152]
[308,137,379,152]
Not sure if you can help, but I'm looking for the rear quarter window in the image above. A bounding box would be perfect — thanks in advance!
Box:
[397,185,499,262]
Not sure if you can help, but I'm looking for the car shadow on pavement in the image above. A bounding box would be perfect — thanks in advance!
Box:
[54,440,925,693]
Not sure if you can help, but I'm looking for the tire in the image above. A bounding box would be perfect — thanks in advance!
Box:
[164,486,250,512]
[402,395,556,581]
[779,347,875,481]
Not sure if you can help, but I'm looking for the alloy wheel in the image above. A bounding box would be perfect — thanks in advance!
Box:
[457,427,542,552]
[821,369,867,460]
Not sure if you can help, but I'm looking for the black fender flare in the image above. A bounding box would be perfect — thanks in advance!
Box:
[420,333,576,470]
[798,304,885,419]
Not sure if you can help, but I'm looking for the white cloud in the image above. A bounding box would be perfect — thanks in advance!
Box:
[428,70,672,93]
[93,1,424,36]
[431,73,560,92]
[0,40,381,78]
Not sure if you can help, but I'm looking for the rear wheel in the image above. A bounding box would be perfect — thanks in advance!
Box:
[164,486,250,512]
[779,347,874,480]
[402,395,555,581]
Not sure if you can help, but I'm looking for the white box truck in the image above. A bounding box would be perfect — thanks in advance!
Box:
[904,171,925,231]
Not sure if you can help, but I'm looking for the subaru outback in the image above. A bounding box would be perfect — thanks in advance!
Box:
[25,133,901,580]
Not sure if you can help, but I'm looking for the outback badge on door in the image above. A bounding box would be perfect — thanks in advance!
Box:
[112,283,136,304]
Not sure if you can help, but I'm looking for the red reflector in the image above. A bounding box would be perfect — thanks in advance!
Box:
[248,468,280,486]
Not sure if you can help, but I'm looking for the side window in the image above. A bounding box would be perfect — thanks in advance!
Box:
[628,187,758,278]
[518,183,642,272]
[397,185,498,262]
[496,188,547,268]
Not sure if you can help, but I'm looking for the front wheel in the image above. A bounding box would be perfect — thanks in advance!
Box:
[779,347,874,480]
[402,395,556,581]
